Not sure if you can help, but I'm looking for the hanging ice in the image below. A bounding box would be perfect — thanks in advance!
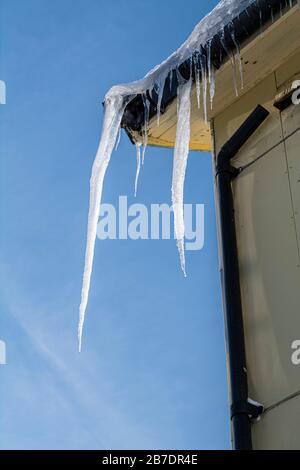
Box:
[78,94,129,352]
[134,142,142,197]
[142,95,150,164]
[172,77,192,276]
[199,54,208,122]
[79,0,294,350]
[194,55,201,109]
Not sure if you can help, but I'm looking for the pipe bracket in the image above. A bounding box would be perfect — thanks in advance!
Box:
[231,400,264,422]
[216,160,240,179]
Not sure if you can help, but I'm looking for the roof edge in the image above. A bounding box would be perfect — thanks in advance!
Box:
[121,0,297,143]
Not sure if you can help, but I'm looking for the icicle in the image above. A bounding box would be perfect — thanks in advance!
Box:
[194,54,201,109]
[148,86,154,101]
[230,24,244,90]
[169,69,174,92]
[207,40,216,109]
[134,142,142,197]
[220,27,239,97]
[155,72,168,126]
[175,68,182,114]
[172,77,192,277]
[259,7,263,36]
[134,96,149,196]
[115,127,122,151]
[199,54,208,123]
[78,95,129,352]
[209,66,216,110]
[142,94,150,165]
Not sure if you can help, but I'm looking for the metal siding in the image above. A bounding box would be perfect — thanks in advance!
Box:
[214,54,300,449]
[252,394,300,450]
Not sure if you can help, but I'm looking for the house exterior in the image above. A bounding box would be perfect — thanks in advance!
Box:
[120,0,300,450]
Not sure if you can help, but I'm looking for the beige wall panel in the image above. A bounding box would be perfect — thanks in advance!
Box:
[281,87,300,138]
[233,144,300,407]
[214,73,283,167]
[275,49,300,89]
[214,44,300,449]
[252,394,300,450]
[283,127,300,261]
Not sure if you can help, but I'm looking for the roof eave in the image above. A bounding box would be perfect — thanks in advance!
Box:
[121,0,297,144]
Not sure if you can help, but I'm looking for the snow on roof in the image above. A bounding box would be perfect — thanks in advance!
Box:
[106,0,255,101]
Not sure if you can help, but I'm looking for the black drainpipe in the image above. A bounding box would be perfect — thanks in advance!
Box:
[216,105,269,450]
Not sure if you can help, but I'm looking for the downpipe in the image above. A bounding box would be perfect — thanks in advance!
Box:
[216,105,269,450]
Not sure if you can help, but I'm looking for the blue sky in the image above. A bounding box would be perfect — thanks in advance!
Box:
[0,0,230,450]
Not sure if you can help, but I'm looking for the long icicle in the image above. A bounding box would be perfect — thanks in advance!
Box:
[78,95,128,352]
[142,94,150,165]
[220,27,239,97]
[194,53,201,109]
[134,142,142,197]
[230,24,244,90]
[156,71,168,126]
[208,40,216,109]
[172,77,192,277]
[200,54,208,123]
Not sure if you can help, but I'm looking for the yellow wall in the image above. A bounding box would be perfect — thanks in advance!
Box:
[213,49,300,450]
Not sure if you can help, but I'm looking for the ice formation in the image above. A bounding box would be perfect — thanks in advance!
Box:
[134,142,142,197]
[79,0,294,350]
[78,94,130,352]
[172,77,192,277]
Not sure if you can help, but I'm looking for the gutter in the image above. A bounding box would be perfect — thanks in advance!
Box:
[121,0,296,139]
